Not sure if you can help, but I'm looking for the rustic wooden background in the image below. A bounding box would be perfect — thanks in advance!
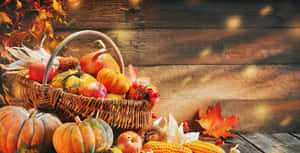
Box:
[1,0,300,132]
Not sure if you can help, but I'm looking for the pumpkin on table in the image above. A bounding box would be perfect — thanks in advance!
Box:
[0,106,62,153]
[53,116,114,153]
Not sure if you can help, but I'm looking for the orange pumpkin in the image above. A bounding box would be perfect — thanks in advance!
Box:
[80,51,120,77]
[53,116,114,153]
[97,68,131,94]
[0,106,62,153]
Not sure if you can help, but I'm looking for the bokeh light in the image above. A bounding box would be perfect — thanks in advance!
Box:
[243,65,258,79]
[199,47,212,57]
[225,15,242,30]
[260,5,273,16]
[280,116,292,127]
[67,0,81,10]
[254,104,270,120]
[182,76,193,86]
[129,0,142,9]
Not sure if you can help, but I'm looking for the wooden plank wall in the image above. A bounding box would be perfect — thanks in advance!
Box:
[2,0,300,132]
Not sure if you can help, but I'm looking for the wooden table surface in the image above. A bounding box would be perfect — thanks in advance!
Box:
[220,132,300,153]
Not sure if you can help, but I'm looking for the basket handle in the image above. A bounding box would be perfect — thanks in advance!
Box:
[43,30,125,85]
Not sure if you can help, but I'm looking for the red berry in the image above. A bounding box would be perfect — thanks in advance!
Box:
[183,121,189,128]
[215,140,224,146]
[151,112,157,119]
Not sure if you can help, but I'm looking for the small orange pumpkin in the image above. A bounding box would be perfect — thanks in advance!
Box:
[0,106,62,153]
[96,68,131,94]
[53,116,114,153]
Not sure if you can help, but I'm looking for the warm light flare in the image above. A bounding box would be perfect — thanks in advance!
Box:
[260,5,272,17]
[199,47,211,57]
[280,116,292,127]
[243,65,258,78]
[226,15,242,30]
[67,0,81,10]
[254,104,270,120]
[129,0,142,9]
[182,76,193,86]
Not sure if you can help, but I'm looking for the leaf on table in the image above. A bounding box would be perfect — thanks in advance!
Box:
[196,102,239,139]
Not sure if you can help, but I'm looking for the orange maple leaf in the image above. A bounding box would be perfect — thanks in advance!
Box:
[196,103,239,138]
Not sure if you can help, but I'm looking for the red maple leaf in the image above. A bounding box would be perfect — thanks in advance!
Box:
[196,103,239,138]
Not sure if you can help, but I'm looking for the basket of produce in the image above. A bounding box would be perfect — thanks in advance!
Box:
[0,30,159,130]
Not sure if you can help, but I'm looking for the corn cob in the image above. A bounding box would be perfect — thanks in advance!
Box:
[183,140,225,153]
[143,141,192,153]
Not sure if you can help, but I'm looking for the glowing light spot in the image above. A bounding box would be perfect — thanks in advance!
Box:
[260,5,272,16]
[67,0,81,10]
[200,75,211,83]
[280,116,292,127]
[254,105,270,120]
[243,65,258,78]
[129,0,142,9]
[200,47,211,57]
[182,76,193,86]
[111,30,135,45]
[226,15,242,30]
[288,27,300,38]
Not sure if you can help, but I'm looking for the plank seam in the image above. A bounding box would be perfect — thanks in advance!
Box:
[237,133,266,153]
[54,26,300,31]
[288,133,300,140]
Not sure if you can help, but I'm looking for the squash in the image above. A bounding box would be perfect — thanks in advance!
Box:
[0,106,62,153]
[106,94,123,100]
[80,50,120,77]
[97,68,131,94]
[53,116,114,153]
[50,66,97,94]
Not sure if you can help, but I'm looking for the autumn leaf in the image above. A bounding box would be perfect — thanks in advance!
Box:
[196,102,239,138]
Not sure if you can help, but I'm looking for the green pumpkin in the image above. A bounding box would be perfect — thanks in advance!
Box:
[53,116,114,153]
[50,69,97,94]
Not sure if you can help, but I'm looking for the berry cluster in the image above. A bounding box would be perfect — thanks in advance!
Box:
[131,83,159,105]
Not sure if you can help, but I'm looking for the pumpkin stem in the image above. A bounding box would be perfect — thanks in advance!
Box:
[29,109,38,118]
[75,116,82,124]
[76,63,82,78]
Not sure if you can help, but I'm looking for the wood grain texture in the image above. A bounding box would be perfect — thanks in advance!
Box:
[241,133,300,153]
[223,134,264,153]
[56,0,300,29]
[134,64,300,132]
[57,29,300,65]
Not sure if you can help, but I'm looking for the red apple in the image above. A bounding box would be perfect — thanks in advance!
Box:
[116,131,143,153]
[28,61,55,83]
[80,51,120,77]
[80,81,107,98]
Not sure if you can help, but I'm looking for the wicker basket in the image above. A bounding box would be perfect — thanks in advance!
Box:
[1,30,153,130]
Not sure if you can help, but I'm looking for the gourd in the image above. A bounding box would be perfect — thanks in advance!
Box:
[0,106,62,153]
[96,68,131,94]
[53,116,114,153]
[50,65,97,94]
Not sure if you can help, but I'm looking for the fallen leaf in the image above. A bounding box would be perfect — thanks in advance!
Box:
[196,103,239,138]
